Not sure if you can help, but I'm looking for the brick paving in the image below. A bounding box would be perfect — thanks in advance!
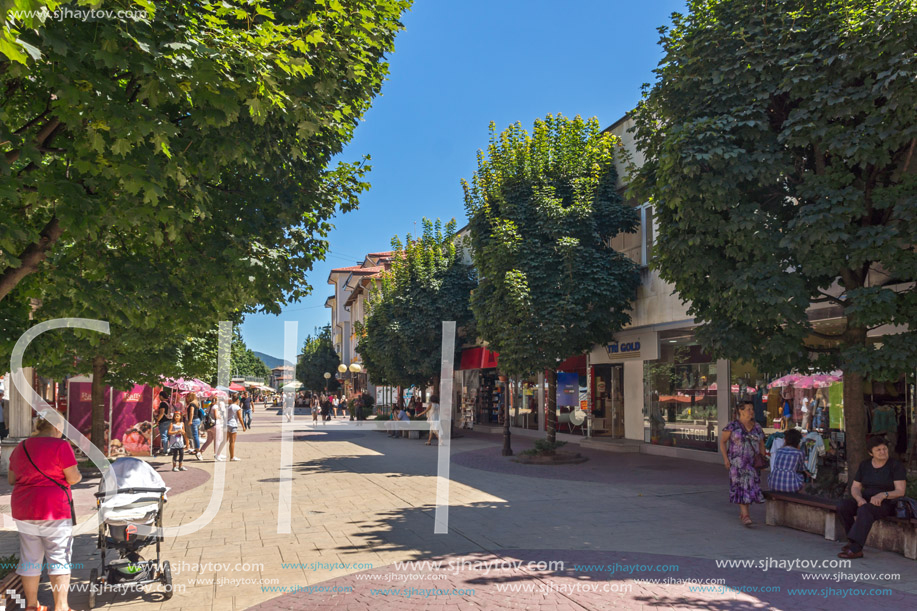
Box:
[1,405,914,610]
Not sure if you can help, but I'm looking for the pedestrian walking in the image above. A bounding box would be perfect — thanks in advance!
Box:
[226,395,246,461]
[167,412,190,472]
[719,399,765,526]
[8,413,82,611]
[312,394,320,425]
[418,394,441,446]
[200,399,226,461]
[241,392,253,428]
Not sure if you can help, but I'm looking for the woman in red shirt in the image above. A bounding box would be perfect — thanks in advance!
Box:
[8,414,82,611]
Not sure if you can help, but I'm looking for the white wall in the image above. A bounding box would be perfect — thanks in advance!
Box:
[623,360,644,441]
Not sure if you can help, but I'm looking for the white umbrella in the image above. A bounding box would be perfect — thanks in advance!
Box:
[281,381,303,390]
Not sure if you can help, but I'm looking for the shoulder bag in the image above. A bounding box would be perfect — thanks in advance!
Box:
[21,440,77,526]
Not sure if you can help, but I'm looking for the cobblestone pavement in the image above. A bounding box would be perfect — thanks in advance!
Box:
[1,407,914,610]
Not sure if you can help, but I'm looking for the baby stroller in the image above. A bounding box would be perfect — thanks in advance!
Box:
[90,457,172,608]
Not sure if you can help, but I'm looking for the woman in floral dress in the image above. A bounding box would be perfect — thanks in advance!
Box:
[719,399,766,526]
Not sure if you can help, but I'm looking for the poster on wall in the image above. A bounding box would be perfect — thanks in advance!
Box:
[110,384,154,457]
[557,372,579,408]
[829,382,844,429]
[67,380,111,455]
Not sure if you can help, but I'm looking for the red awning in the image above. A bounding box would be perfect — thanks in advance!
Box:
[459,347,499,370]
[557,354,587,373]
[229,383,245,391]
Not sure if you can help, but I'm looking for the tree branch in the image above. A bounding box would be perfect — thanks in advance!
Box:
[809,330,845,341]
[4,117,63,164]
[0,216,64,303]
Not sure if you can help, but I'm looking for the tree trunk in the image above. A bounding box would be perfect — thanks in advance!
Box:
[842,325,869,482]
[546,369,557,444]
[432,375,440,398]
[502,379,512,456]
[843,370,866,484]
[91,355,108,455]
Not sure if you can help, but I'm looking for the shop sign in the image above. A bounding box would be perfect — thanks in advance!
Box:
[606,341,641,358]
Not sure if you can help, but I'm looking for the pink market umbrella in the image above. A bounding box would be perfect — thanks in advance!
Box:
[768,374,804,389]
[161,377,192,391]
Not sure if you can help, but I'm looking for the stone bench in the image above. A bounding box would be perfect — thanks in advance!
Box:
[764,491,917,559]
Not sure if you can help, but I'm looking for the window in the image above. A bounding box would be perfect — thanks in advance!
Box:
[641,204,654,267]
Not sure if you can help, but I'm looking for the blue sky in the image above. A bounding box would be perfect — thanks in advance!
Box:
[241,0,687,360]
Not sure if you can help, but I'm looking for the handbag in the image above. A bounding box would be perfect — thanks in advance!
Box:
[752,452,768,471]
[21,440,77,526]
[895,497,917,520]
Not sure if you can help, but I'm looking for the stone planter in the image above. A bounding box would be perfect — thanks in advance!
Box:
[765,492,917,560]
[512,452,588,465]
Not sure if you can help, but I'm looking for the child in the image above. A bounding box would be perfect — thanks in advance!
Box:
[168,412,191,472]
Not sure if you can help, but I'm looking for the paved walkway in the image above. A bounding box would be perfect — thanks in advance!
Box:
[1,407,914,610]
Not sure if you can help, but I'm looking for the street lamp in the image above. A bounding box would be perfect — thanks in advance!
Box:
[323,372,331,393]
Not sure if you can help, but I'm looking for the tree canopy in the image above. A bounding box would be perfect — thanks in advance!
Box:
[296,325,341,393]
[356,218,476,391]
[629,0,917,469]
[463,114,641,445]
[0,0,411,302]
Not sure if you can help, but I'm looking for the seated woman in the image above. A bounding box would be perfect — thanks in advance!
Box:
[836,436,907,559]
[768,429,809,493]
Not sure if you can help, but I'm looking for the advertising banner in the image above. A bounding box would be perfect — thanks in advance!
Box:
[110,384,154,457]
[67,381,111,454]
[829,382,844,429]
[557,372,579,408]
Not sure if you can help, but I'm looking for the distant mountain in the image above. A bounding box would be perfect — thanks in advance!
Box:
[252,351,294,370]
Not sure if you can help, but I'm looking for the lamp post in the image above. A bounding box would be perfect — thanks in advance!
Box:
[323,372,331,394]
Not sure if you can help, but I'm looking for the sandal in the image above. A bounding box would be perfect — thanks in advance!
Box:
[424,441,432,445]
[741,515,753,527]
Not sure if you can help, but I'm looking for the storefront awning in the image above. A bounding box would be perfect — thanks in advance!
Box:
[557,354,586,373]
[459,347,499,370]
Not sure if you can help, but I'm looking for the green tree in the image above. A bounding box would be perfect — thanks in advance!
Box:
[463,115,641,454]
[0,0,410,302]
[296,325,341,394]
[629,0,917,471]
[0,0,410,443]
[356,218,476,400]
[176,327,270,383]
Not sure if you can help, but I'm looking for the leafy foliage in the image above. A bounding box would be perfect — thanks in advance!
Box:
[463,114,641,446]
[0,0,411,302]
[0,0,410,443]
[296,325,341,393]
[629,0,917,469]
[462,115,641,377]
[177,327,270,383]
[356,218,476,389]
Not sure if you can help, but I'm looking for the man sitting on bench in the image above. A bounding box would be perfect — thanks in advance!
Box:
[836,436,907,559]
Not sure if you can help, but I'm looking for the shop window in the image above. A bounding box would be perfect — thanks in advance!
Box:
[644,340,718,452]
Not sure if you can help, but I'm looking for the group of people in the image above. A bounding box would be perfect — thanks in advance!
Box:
[387,393,441,445]
[721,398,908,559]
[309,393,344,423]
[154,390,254,468]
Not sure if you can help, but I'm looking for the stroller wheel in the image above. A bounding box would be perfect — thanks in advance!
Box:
[161,560,173,600]
[89,568,98,608]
